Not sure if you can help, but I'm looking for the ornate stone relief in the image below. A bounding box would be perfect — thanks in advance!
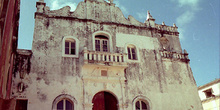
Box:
[18,82,25,93]
[159,37,170,51]
[93,83,97,87]
[112,83,116,88]
[103,83,107,89]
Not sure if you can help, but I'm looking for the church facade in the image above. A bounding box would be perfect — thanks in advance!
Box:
[11,0,203,110]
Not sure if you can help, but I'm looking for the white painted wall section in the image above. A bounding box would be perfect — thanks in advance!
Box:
[116,33,159,50]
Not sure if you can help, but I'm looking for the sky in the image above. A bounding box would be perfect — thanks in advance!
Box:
[18,0,219,86]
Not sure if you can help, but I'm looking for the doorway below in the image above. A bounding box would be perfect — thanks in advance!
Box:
[92,91,118,110]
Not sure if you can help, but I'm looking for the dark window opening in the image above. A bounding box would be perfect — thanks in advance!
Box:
[127,45,137,60]
[65,39,75,55]
[15,100,28,110]
[95,35,109,52]
[57,99,74,110]
[204,89,215,98]
[95,40,101,51]
[57,100,64,110]
[135,100,148,110]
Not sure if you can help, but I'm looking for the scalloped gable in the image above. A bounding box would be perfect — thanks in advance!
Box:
[128,15,145,26]
[48,6,71,16]
[44,0,145,26]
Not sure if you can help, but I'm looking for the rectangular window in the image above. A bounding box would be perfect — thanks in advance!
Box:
[127,48,131,59]
[71,48,75,55]
[131,48,136,60]
[102,40,108,52]
[65,41,76,55]
[127,46,137,60]
[65,42,69,54]
[15,100,28,110]
[71,42,75,55]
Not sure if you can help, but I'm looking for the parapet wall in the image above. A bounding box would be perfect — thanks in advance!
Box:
[36,0,178,34]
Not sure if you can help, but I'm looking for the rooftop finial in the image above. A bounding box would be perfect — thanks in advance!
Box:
[162,21,165,25]
[108,0,113,3]
[184,49,188,54]
[36,0,46,13]
[173,23,176,27]
[38,0,44,2]
[145,10,155,27]
[147,11,154,20]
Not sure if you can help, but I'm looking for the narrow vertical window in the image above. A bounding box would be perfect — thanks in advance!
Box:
[127,48,131,59]
[141,101,147,110]
[102,40,108,52]
[135,101,140,110]
[65,42,69,54]
[57,100,64,110]
[71,42,75,54]
[131,48,136,59]
[95,40,101,51]
[127,45,137,60]
[66,100,73,110]
[135,100,148,110]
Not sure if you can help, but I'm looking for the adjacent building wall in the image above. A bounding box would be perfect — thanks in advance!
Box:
[198,79,220,110]
[0,0,20,109]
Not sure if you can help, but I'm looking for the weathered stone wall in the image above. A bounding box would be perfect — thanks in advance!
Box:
[11,0,203,110]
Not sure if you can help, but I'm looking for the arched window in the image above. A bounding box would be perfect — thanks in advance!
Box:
[95,35,109,52]
[92,31,113,52]
[127,44,137,60]
[57,98,74,110]
[133,96,151,110]
[135,100,148,110]
[62,36,79,57]
[52,94,77,110]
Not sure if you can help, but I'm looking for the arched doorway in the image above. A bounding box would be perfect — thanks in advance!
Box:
[92,91,118,110]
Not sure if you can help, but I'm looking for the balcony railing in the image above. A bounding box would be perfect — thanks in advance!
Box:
[83,49,128,67]
[160,50,190,62]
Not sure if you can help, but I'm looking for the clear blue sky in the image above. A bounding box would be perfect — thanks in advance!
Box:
[18,0,219,86]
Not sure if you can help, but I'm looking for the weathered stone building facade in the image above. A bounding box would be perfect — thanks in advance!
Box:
[11,0,203,110]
